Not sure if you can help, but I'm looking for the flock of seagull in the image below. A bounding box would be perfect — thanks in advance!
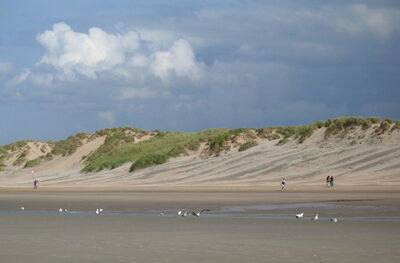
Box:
[20,206,104,214]
[19,206,337,221]
[20,206,211,217]
[174,209,211,217]
[296,212,338,222]
[159,209,211,217]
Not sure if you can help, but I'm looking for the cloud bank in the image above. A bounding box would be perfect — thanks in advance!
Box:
[34,22,203,82]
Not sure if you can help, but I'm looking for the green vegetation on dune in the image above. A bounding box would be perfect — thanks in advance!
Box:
[239,141,258,152]
[24,157,42,168]
[50,133,90,156]
[95,127,146,137]
[2,140,29,151]
[274,123,320,145]
[82,128,232,172]
[48,117,400,172]
[0,147,7,166]
[0,141,30,168]
[323,117,398,137]
[1,117,399,172]
[13,150,29,166]
[24,153,53,168]
[129,152,168,172]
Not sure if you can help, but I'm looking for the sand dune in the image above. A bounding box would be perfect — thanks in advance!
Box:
[0,124,399,190]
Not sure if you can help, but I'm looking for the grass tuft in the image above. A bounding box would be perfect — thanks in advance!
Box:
[239,141,258,152]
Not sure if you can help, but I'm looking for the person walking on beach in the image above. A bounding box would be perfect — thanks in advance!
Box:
[326,176,330,187]
[281,178,286,191]
[33,179,38,189]
[330,176,334,187]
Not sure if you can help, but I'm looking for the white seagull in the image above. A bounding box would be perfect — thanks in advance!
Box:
[160,212,164,216]
[21,206,25,211]
[330,218,338,222]
[295,213,304,219]
[191,209,211,217]
[312,213,319,220]
[59,208,63,212]
[96,209,100,214]
[178,210,189,217]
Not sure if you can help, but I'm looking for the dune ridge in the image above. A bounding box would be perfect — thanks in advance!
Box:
[0,118,399,189]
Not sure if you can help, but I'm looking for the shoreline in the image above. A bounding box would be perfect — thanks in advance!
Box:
[1,189,400,218]
[1,184,400,193]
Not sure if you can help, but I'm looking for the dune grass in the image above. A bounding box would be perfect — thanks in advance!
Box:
[49,133,90,157]
[2,117,398,172]
[81,117,400,172]
[239,141,258,152]
[82,128,231,172]
[0,141,29,168]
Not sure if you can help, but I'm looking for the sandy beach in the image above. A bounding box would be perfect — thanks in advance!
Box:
[0,190,399,262]
[1,120,399,262]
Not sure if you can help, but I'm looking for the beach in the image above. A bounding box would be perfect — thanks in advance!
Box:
[0,190,399,262]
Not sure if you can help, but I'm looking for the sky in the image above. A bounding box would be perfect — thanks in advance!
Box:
[0,0,399,145]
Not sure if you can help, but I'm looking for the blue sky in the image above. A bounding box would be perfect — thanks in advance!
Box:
[0,0,399,145]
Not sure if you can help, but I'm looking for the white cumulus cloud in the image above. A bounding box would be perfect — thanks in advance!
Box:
[35,22,203,82]
[151,39,203,81]
[37,22,140,79]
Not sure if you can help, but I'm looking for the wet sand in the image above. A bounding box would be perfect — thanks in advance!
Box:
[0,214,399,263]
[1,191,399,262]
[1,191,400,217]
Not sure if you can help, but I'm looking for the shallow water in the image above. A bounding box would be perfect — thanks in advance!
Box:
[220,202,337,211]
[2,202,400,222]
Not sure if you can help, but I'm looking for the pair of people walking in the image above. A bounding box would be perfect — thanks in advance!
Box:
[326,176,334,187]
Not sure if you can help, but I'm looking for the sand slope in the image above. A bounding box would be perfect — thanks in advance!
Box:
[0,124,399,189]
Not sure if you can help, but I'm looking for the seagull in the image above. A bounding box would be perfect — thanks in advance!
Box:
[330,218,338,222]
[64,209,68,212]
[59,208,63,212]
[21,206,24,211]
[312,213,319,220]
[191,209,211,217]
[160,212,164,216]
[178,210,189,217]
[295,213,304,219]
[95,209,100,214]
[99,209,103,212]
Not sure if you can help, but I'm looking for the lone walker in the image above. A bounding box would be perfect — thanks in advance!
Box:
[281,178,286,191]
[33,179,39,189]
